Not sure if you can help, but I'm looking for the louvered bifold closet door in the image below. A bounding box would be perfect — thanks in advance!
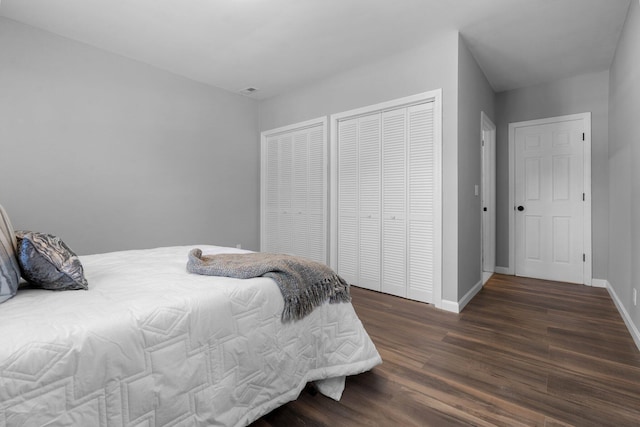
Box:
[337,118,359,286]
[335,99,436,304]
[264,136,280,253]
[307,126,327,264]
[358,115,381,291]
[292,131,309,258]
[261,122,327,262]
[407,102,435,302]
[278,134,294,254]
[381,108,407,297]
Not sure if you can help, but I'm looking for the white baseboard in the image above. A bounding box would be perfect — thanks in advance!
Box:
[495,266,511,275]
[591,278,608,288]
[440,279,484,314]
[603,280,640,352]
[482,271,493,285]
[440,299,459,313]
[460,279,484,312]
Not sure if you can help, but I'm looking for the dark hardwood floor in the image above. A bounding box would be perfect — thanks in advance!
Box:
[251,274,640,426]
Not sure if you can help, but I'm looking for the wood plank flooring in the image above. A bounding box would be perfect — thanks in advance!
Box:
[251,274,640,426]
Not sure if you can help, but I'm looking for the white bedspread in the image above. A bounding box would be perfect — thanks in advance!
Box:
[0,246,381,427]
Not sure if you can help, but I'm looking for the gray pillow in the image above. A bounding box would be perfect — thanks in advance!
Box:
[16,231,88,291]
[0,204,20,304]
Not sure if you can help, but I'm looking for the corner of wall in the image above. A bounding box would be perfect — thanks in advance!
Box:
[454,30,497,304]
[440,278,484,314]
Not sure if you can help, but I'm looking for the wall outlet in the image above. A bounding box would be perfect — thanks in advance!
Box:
[235,243,242,249]
[634,288,637,306]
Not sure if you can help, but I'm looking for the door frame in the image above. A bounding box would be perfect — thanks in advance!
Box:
[481,111,496,284]
[507,112,592,285]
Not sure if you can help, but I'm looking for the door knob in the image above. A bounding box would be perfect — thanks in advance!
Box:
[517,206,524,212]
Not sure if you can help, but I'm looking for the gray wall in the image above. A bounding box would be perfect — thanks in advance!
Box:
[608,1,639,334]
[494,70,610,280]
[457,36,496,299]
[0,18,260,255]
[259,31,462,303]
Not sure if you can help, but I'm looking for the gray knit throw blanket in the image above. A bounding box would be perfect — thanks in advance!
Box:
[187,249,351,322]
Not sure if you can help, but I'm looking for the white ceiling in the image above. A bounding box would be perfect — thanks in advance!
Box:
[0,0,631,99]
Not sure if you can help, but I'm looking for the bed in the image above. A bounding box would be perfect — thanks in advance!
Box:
[0,207,381,426]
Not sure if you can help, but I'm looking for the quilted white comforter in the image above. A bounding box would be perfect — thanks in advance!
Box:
[0,245,381,427]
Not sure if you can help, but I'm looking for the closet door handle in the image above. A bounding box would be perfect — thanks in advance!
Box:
[517,206,524,212]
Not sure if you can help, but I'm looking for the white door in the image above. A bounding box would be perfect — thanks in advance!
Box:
[358,114,382,291]
[307,125,327,264]
[481,113,496,280]
[337,117,360,286]
[261,118,327,264]
[292,131,309,257]
[381,108,406,297]
[331,90,443,307]
[278,134,294,254]
[514,118,585,283]
[406,102,436,302]
[263,135,280,254]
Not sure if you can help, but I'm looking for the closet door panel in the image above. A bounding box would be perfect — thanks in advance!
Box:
[308,126,326,263]
[262,121,327,262]
[292,131,309,258]
[407,103,435,301]
[358,115,381,290]
[278,135,294,254]
[264,136,280,253]
[381,109,407,297]
[337,119,359,285]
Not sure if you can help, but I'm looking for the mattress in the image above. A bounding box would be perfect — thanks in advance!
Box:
[0,245,381,427]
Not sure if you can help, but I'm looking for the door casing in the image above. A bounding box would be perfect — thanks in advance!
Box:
[481,112,496,284]
[507,113,592,285]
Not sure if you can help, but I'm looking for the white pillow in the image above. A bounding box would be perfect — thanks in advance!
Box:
[0,204,20,303]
